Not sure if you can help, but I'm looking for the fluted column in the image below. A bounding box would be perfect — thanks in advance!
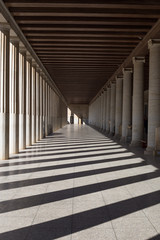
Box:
[131,57,145,146]
[43,77,46,137]
[102,90,106,131]
[110,83,116,135]
[9,37,19,154]
[147,40,160,152]
[98,95,100,128]
[0,24,10,160]
[19,47,26,150]
[48,85,51,134]
[100,93,103,129]
[36,67,40,141]
[40,71,43,139]
[115,76,123,138]
[45,82,48,136]
[121,68,132,142]
[106,87,111,133]
[31,62,36,144]
[26,57,32,146]
[96,97,99,127]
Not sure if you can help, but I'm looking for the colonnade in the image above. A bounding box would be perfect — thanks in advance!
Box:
[89,39,160,153]
[0,23,67,160]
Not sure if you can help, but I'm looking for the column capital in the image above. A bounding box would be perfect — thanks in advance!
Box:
[132,56,145,64]
[19,46,26,55]
[148,39,160,49]
[32,60,37,68]
[116,75,123,81]
[36,66,41,73]
[41,72,46,79]
[10,36,20,46]
[43,75,48,82]
[0,23,10,33]
[39,69,44,77]
[26,54,32,63]
[122,68,132,74]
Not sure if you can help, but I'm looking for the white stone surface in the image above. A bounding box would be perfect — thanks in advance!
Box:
[0,124,159,240]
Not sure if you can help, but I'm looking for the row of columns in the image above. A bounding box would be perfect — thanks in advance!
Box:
[89,39,160,152]
[0,23,67,160]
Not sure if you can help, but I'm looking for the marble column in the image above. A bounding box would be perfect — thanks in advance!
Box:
[110,83,116,135]
[102,90,106,131]
[31,62,36,144]
[36,67,40,141]
[121,68,132,142]
[0,24,10,160]
[45,82,48,136]
[104,90,108,131]
[39,71,43,139]
[19,47,26,150]
[147,40,160,152]
[98,95,101,128]
[10,37,19,154]
[100,93,103,129]
[131,57,145,146]
[48,85,50,133]
[106,87,111,133]
[43,77,46,137]
[101,92,104,130]
[26,57,32,146]
[115,76,123,138]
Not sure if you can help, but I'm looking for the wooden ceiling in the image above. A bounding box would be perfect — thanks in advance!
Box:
[3,0,160,104]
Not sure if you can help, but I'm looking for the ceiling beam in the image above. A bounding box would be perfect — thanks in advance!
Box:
[90,18,160,103]
[25,33,145,38]
[16,19,155,26]
[5,2,160,10]
[11,12,160,19]
[21,26,149,32]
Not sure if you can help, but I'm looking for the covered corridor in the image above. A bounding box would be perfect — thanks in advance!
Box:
[1,1,160,239]
[0,124,160,240]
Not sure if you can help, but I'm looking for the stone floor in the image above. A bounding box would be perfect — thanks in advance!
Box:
[0,124,160,240]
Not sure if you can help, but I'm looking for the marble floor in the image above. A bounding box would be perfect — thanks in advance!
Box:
[0,124,160,240]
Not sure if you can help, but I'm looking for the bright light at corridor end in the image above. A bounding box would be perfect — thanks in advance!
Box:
[67,108,83,124]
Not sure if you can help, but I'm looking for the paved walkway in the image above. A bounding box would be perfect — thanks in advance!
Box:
[0,124,160,240]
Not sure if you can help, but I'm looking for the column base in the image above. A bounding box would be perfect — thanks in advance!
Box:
[40,115,43,139]
[120,136,126,144]
[36,115,40,142]
[114,134,121,140]
[26,114,32,146]
[144,146,154,155]
[130,140,142,147]
[108,132,114,137]
[10,113,19,154]
[19,114,26,150]
[32,115,36,144]
[105,129,110,134]
[102,128,106,132]
[0,113,9,160]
